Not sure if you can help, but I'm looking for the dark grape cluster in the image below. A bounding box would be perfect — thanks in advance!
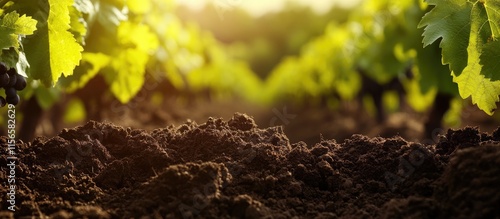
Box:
[0,62,26,107]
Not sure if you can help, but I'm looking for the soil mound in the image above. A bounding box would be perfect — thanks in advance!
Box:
[1,113,499,218]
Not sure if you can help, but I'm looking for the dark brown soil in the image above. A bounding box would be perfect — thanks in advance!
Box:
[1,113,500,218]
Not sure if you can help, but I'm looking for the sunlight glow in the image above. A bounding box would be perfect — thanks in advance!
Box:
[175,0,362,16]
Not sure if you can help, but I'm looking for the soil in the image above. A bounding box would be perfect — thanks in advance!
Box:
[34,92,500,147]
[1,112,500,218]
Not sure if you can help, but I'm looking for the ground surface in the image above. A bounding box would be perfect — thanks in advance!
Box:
[1,113,500,218]
[37,97,499,146]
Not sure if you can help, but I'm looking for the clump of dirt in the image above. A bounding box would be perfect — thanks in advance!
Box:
[1,113,499,218]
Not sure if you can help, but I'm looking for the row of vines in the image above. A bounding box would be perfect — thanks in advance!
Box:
[265,0,500,132]
[0,0,263,139]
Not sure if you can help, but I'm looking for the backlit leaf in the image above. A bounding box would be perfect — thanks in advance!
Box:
[420,0,500,114]
[0,11,37,50]
[23,0,83,86]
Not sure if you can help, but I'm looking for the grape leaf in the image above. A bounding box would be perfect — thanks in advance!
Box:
[416,41,458,96]
[0,11,37,50]
[480,39,500,80]
[23,0,83,86]
[1,48,30,77]
[418,0,471,76]
[483,1,500,38]
[452,2,500,115]
[103,48,148,103]
[420,0,500,114]
[69,4,88,45]
[101,21,158,103]
[58,52,110,92]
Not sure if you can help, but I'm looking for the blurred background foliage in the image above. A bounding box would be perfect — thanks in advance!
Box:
[176,2,352,79]
[1,0,498,141]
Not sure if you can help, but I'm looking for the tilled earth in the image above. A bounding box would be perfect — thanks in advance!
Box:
[1,113,499,218]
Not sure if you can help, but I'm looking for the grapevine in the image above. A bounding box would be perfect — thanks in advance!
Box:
[262,0,468,135]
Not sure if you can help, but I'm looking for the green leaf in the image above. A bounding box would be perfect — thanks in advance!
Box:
[23,0,83,86]
[69,4,88,45]
[58,52,110,92]
[452,2,500,115]
[15,50,29,77]
[484,0,500,38]
[419,0,471,76]
[0,11,37,50]
[416,38,458,95]
[103,48,147,103]
[420,0,500,114]
[453,65,500,115]
[480,40,500,80]
[101,21,158,103]
[116,21,158,52]
[1,48,30,77]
